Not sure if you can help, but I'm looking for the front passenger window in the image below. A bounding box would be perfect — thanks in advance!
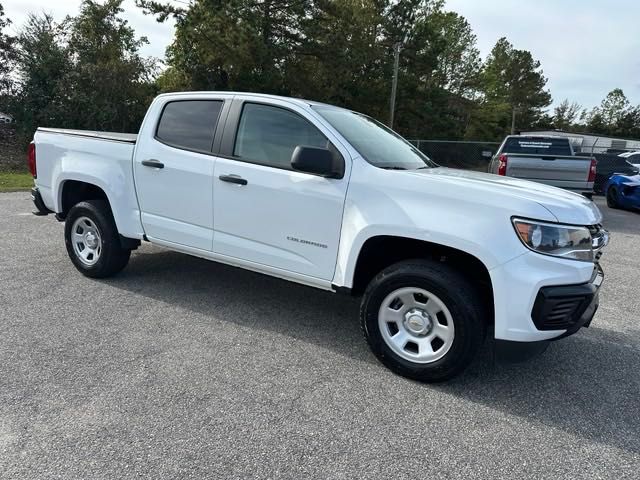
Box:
[234,103,329,170]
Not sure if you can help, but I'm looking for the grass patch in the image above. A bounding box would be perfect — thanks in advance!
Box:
[0,171,33,192]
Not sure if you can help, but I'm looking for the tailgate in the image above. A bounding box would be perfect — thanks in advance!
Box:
[506,154,591,183]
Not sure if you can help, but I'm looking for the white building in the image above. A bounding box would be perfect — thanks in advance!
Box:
[520,130,640,154]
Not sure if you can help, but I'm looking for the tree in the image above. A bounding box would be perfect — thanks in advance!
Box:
[138,0,484,140]
[585,88,629,134]
[138,0,310,93]
[288,0,390,116]
[11,13,70,131]
[8,0,157,140]
[582,89,640,137]
[0,2,16,94]
[398,5,482,139]
[63,0,157,132]
[428,10,481,98]
[552,99,582,131]
[478,37,551,137]
[598,88,630,126]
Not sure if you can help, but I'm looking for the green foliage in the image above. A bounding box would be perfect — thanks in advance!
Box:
[62,0,157,131]
[0,2,16,94]
[6,0,157,140]
[11,14,70,131]
[6,0,636,145]
[139,0,484,139]
[552,99,582,131]
[580,89,640,138]
[473,37,552,139]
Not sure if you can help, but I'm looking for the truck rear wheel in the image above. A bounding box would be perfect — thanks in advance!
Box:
[64,200,131,278]
[360,259,486,382]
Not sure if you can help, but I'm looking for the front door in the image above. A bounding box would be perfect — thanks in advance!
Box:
[212,100,349,280]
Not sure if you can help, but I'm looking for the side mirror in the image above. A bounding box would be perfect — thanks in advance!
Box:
[291,145,344,179]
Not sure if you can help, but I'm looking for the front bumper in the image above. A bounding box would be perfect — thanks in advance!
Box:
[490,251,604,342]
[531,264,603,338]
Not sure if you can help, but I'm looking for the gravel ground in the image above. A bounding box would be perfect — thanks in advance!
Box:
[0,192,638,479]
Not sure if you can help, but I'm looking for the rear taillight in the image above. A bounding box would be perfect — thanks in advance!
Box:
[27,143,37,178]
[497,153,508,176]
[588,158,597,183]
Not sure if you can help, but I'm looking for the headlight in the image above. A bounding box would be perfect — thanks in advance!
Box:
[512,218,593,261]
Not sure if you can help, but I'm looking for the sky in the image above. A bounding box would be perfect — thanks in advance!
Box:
[3,0,639,111]
[2,0,175,60]
[445,0,640,109]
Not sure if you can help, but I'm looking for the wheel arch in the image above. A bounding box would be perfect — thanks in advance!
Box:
[57,180,140,249]
[347,235,494,324]
[59,179,110,219]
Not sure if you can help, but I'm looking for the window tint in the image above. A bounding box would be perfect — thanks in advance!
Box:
[233,103,328,169]
[156,100,223,152]
[503,137,572,156]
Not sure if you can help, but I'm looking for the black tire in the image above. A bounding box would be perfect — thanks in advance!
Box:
[360,259,486,382]
[606,186,619,208]
[64,200,131,278]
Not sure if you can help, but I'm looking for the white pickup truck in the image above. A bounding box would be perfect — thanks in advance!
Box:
[29,92,609,381]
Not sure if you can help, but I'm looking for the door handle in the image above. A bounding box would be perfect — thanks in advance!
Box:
[142,159,164,169]
[219,174,248,186]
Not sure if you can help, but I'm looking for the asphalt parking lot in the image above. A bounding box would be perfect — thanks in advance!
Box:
[0,192,638,479]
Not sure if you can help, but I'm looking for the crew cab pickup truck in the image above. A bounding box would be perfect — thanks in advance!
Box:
[488,135,597,197]
[29,92,609,382]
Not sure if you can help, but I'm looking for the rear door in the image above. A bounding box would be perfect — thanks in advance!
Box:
[134,95,231,250]
[211,97,350,281]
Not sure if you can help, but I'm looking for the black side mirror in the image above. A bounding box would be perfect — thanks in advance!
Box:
[291,145,344,179]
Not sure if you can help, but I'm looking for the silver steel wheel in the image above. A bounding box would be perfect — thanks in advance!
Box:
[378,287,455,364]
[71,216,102,266]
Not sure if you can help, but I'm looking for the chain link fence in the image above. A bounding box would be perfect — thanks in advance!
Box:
[409,140,500,172]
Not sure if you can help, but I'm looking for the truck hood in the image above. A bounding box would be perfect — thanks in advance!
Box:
[404,167,602,225]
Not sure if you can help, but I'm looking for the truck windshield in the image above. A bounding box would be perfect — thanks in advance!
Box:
[503,137,572,156]
[312,106,437,170]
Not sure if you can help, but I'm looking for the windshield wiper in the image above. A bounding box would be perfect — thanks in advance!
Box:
[380,166,408,170]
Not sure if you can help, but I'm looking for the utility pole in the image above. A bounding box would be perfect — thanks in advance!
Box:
[389,41,402,129]
[510,106,517,135]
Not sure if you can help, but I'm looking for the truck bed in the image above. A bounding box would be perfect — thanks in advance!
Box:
[34,127,142,238]
[37,128,137,144]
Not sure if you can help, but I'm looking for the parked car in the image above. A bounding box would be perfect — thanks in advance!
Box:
[618,151,640,169]
[488,135,596,197]
[589,153,639,194]
[28,92,609,382]
[604,173,640,211]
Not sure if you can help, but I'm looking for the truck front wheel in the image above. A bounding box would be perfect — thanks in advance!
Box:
[360,259,486,382]
[64,200,131,278]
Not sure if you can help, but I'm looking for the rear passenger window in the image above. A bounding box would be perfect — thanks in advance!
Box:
[156,100,223,152]
[233,103,328,170]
